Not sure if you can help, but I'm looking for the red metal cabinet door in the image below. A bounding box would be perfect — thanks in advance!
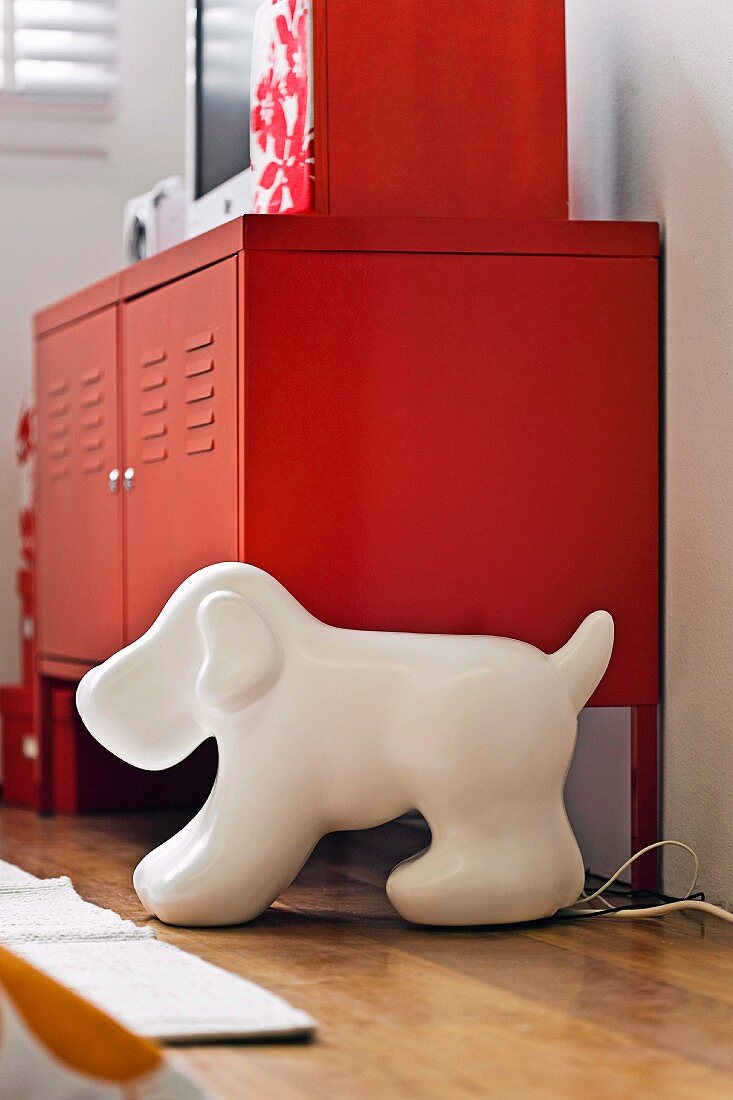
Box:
[36,307,123,663]
[245,250,658,707]
[122,258,239,642]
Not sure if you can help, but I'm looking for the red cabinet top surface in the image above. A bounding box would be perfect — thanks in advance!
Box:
[34,272,121,337]
[34,217,660,334]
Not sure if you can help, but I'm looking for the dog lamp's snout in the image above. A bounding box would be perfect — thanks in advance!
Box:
[75,660,136,764]
[76,665,103,728]
[74,640,207,772]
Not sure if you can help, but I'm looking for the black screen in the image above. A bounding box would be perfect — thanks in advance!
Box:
[195,0,260,200]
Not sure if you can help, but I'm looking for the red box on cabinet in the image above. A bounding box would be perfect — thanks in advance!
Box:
[313,0,569,220]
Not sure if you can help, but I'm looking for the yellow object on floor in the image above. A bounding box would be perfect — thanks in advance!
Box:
[0,945,206,1099]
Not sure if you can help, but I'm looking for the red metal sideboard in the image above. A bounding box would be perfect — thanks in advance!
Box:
[33,216,660,881]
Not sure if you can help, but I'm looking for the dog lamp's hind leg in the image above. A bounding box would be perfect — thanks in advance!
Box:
[386,803,585,926]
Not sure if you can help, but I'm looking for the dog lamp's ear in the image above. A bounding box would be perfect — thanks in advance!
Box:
[196,590,283,714]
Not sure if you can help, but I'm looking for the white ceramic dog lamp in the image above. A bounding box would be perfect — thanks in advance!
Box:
[76,564,614,928]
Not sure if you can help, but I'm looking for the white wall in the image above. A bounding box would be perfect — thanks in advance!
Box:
[567,709,631,880]
[567,0,733,904]
[0,0,186,681]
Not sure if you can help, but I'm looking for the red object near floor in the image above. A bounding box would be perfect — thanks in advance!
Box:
[0,686,36,806]
[50,687,217,815]
[18,570,35,688]
[1,683,216,813]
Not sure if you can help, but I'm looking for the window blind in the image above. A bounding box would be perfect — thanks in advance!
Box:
[1,0,118,97]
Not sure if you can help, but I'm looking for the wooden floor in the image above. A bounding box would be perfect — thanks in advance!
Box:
[1,808,733,1098]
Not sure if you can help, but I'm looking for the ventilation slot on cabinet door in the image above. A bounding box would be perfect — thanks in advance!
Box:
[185,358,214,378]
[184,331,214,353]
[187,436,215,456]
[82,457,105,474]
[185,382,214,404]
[141,348,166,367]
[140,348,169,465]
[141,396,167,416]
[142,422,167,441]
[47,386,71,480]
[184,331,216,458]
[186,408,214,430]
[78,368,108,475]
[141,444,168,464]
[141,372,166,392]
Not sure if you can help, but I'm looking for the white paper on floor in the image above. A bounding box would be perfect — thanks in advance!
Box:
[0,860,316,1043]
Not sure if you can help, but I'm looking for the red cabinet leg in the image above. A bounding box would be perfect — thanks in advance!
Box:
[631,705,659,891]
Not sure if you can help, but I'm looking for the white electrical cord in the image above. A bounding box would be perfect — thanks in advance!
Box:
[580,840,699,905]
[558,840,733,925]
[611,899,733,923]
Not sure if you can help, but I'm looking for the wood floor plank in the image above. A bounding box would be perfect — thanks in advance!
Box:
[1,808,732,1098]
[526,920,733,1005]
[356,923,733,1077]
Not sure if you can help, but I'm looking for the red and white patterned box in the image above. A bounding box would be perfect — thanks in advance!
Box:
[251,0,314,214]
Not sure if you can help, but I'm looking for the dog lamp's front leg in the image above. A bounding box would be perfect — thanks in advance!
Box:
[133,752,322,926]
[135,806,321,927]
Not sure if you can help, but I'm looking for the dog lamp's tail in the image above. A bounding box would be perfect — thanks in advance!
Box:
[549,611,614,714]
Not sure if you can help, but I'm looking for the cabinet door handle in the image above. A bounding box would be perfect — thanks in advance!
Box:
[108,468,120,494]
[123,467,135,493]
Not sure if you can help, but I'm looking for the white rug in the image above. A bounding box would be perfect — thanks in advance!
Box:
[0,860,316,1043]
